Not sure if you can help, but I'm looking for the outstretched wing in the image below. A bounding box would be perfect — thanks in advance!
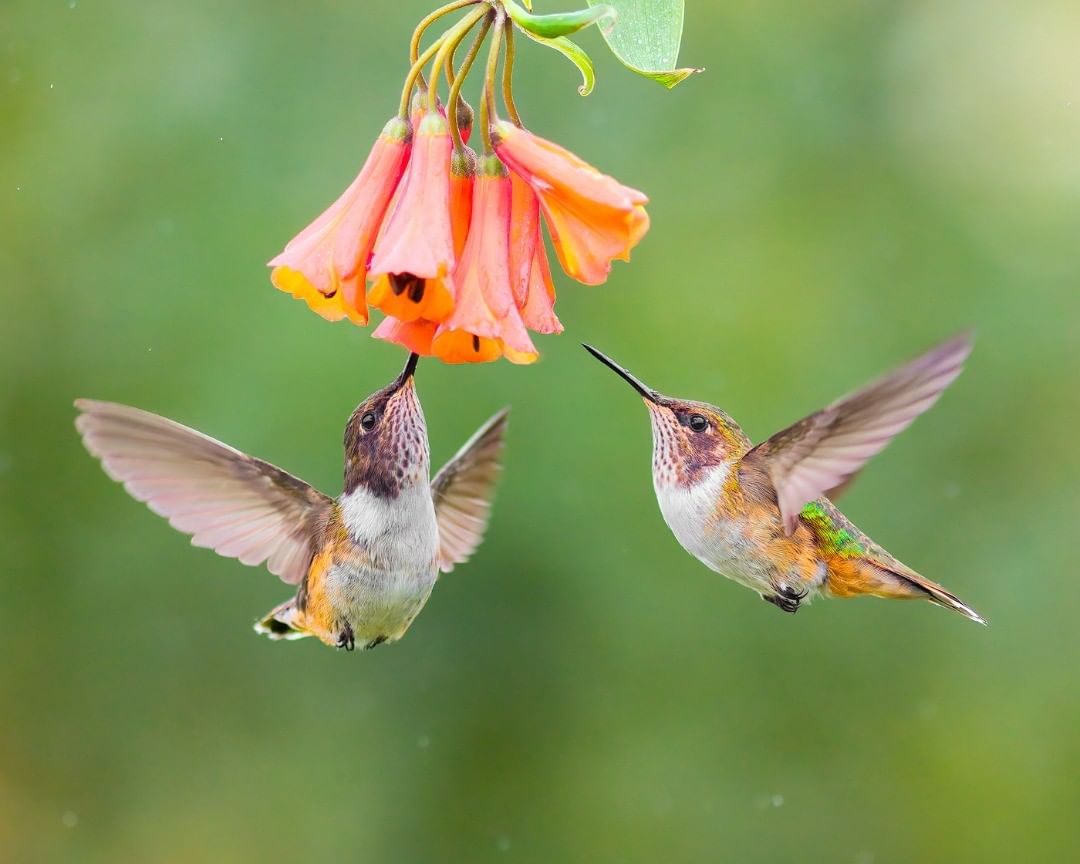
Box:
[743,334,973,534]
[75,399,333,584]
[430,408,510,573]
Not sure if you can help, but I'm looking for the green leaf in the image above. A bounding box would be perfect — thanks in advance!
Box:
[504,0,614,40]
[522,31,597,96]
[585,0,701,88]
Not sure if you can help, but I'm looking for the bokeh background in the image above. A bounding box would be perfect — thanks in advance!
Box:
[3,1,1079,861]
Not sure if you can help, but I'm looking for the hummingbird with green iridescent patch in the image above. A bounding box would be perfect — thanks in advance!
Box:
[584,336,984,623]
[75,354,510,651]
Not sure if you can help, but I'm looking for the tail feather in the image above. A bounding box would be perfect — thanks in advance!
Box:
[894,569,986,625]
[827,557,985,624]
[254,598,311,641]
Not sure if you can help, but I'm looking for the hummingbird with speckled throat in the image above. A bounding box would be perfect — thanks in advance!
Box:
[76,354,509,651]
[584,336,984,623]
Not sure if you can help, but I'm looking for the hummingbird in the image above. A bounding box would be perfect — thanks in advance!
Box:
[75,353,510,651]
[583,336,984,623]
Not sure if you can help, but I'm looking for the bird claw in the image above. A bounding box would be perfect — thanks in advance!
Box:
[337,625,355,651]
[764,585,807,614]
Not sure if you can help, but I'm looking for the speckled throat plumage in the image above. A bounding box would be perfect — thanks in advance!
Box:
[343,378,429,499]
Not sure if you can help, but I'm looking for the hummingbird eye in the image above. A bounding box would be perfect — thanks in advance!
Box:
[688,413,709,433]
[360,411,377,431]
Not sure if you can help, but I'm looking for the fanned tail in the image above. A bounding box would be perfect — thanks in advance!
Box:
[254,598,311,641]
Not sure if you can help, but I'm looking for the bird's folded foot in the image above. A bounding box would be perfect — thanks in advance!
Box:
[764,585,807,614]
[365,635,388,650]
[337,624,355,651]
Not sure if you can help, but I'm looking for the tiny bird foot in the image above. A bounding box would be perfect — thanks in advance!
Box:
[365,635,388,650]
[764,585,807,614]
[337,625,355,651]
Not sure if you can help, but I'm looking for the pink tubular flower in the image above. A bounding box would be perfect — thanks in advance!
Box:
[509,173,563,335]
[493,120,650,286]
[268,116,411,325]
[431,156,538,365]
[368,111,457,323]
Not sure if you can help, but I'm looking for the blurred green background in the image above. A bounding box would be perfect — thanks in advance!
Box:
[3,1,1079,861]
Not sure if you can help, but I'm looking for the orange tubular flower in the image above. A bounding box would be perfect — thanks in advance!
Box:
[449,147,477,260]
[432,157,538,365]
[268,117,411,324]
[509,173,563,335]
[368,111,457,324]
[493,120,650,286]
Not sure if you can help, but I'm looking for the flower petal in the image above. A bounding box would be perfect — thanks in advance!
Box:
[271,266,367,325]
[509,172,541,307]
[372,315,437,355]
[519,243,563,335]
[368,274,454,324]
[369,112,456,281]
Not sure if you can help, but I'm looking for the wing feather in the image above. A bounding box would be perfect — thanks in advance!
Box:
[430,408,510,573]
[744,334,973,534]
[75,399,333,584]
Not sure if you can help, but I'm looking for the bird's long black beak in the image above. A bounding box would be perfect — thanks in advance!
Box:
[392,353,420,390]
[582,344,662,404]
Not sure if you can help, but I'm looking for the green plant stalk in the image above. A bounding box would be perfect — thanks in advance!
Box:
[428,6,490,113]
[479,8,506,154]
[448,11,495,152]
[502,15,523,126]
[409,0,483,89]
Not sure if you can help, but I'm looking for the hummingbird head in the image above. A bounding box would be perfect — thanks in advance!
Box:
[343,353,429,498]
[583,344,751,489]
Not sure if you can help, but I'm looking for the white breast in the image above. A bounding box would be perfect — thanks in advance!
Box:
[334,484,441,641]
[654,463,775,594]
[340,483,439,569]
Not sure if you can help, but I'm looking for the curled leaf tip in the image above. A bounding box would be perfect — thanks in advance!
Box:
[522,31,596,97]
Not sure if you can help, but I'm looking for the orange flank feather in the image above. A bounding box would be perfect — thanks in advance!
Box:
[825,556,923,600]
[292,548,338,645]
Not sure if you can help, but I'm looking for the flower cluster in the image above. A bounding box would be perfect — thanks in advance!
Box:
[269,0,649,364]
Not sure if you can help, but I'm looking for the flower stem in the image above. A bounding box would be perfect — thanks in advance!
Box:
[409,0,482,89]
[479,7,506,154]
[501,16,523,127]
[428,6,488,113]
[399,32,450,119]
[448,11,494,151]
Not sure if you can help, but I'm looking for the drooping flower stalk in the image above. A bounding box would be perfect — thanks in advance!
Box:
[448,11,494,152]
[427,7,489,115]
[399,7,486,123]
[478,7,506,155]
[501,15,523,127]
[409,0,483,90]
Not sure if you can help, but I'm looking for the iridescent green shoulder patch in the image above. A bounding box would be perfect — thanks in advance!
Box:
[800,501,866,558]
